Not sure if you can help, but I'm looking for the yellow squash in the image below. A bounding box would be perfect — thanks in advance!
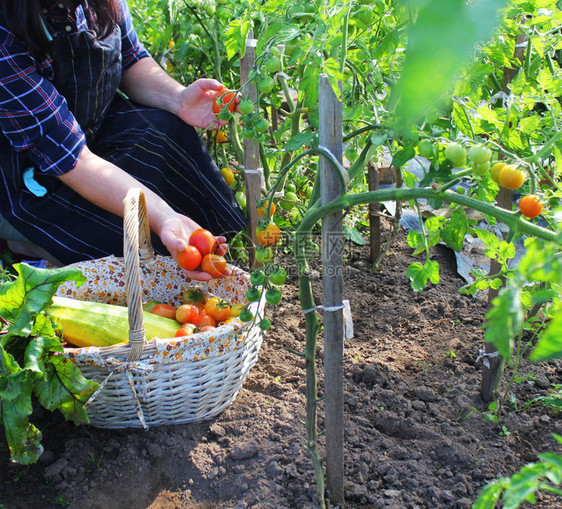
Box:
[49,296,180,348]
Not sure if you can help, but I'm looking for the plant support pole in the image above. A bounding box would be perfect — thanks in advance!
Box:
[319,75,345,505]
[240,30,264,268]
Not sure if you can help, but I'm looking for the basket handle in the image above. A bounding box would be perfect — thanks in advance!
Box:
[123,188,154,362]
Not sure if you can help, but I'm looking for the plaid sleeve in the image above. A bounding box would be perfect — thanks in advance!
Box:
[119,0,151,70]
[0,27,85,176]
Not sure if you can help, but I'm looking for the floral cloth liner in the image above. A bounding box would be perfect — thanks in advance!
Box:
[56,255,261,366]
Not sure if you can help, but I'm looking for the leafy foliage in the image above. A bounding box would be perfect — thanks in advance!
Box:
[0,264,98,464]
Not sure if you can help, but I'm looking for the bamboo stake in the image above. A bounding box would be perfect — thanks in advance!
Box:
[319,75,345,505]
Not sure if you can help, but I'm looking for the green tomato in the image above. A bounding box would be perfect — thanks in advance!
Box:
[241,128,256,140]
[265,287,282,306]
[468,145,492,164]
[473,161,491,176]
[279,191,298,210]
[238,100,254,115]
[264,55,282,73]
[255,247,274,264]
[259,318,272,330]
[444,142,467,167]
[239,308,253,322]
[218,109,232,121]
[250,269,266,286]
[285,183,296,193]
[258,76,275,93]
[235,190,247,209]
[255,118,269,133]
[246,286,261,302]
[268,266,287,286]
[417,140,434,158]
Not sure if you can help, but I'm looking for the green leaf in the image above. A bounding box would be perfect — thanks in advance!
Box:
[284,132,316,151]
[530,304,562,362]
[484,287,524,363]
[473,479,507,509]
[344,226,366,246]
[392,0,509,132]
[391,146,416,168]
[406,259,440,292]
[0,263,85,342]
[440,210,468,252]
[35,355,96,424]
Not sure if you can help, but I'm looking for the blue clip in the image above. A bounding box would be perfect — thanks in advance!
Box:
[23,167,48,197]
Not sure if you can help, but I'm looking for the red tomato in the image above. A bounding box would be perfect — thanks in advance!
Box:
[177,245,202,271]
[201,253,227,278]
[189,229,218,257]
[192,313,217,328]
[175,303,200,324]
[150,304,176,320]
[204,297,231,322]
[212,86,236,114]
[197,325,216,333]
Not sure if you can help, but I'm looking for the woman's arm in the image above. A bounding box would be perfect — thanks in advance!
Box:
[58,145,226,280]
[119,56,232,130]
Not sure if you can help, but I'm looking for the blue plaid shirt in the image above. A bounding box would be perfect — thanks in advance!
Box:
[0,0,149,176]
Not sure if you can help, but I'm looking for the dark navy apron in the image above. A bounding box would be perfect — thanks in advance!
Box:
[0,5,245,265]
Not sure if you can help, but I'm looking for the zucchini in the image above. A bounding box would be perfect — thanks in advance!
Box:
[49,296,180,348]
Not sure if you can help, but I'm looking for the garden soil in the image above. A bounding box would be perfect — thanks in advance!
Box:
[1,221,561,509]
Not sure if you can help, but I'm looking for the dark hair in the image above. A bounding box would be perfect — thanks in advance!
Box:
[1,0,121,60]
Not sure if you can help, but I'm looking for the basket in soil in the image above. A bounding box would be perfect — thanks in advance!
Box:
[55,189,264,429]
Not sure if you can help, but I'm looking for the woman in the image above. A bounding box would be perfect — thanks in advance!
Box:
[0,0,246,278]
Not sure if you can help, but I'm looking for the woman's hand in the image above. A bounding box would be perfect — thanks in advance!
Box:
[157,214,230,281]
[176,78,239,130]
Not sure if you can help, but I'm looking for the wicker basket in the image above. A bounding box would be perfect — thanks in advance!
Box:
[57,188,263,429]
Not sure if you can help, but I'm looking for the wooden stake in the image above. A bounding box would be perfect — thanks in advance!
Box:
[319,75,345,505]
[367,162,381,263]
[240,30,264,269]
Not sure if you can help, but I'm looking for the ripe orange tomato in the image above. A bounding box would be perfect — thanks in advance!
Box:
[177,245,202,271]
[175,323,197,337]
[498,165,526,190]
[256,222,282,247]
[257,199,276,217]
[175,303,200,324]
[150,304,177,320]
[192,312,217,328]
[189,229,218,257]
[201,253,228,278]
[518,194,543,218]
[212,86,236,114]
[205,297,231,322]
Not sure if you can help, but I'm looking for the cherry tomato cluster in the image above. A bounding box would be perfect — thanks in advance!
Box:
[146,289,245,338]
[177,228,228,278]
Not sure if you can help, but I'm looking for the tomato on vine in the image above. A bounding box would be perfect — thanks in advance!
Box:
[444,142,467,167]
[498,165,526,190]
[268,266,287,286]
[239,308,253,322]
[221,167,235,186]
[518,194,543,218]
[490,162,506,184]
[246,286,261,302]
[212,86,236,114]
[256,222,282,247]
[258,76,275,93]
[468,145,492,164]
[417,140,434,158]
[265,287,282,306]
[238,100,254,115]
[255,247,274,264]
[250,269,266,286]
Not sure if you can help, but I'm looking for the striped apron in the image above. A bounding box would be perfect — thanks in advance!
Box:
[0,15,246,265]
